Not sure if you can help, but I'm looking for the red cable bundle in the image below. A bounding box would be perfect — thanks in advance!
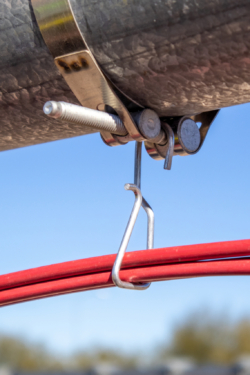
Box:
[1,240,250,307]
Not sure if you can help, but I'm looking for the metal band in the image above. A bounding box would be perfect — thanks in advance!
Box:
[31,0,143,145]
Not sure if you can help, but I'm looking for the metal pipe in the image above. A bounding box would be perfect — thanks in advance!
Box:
[1,0,250,151]
[72,0,250,117]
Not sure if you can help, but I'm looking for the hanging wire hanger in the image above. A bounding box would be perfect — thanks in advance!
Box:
[111,142,154,290]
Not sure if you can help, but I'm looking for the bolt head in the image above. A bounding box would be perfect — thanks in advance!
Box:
[178,118,201,153]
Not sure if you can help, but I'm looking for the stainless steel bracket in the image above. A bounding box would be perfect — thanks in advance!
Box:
[192,110,219,153]
[31,0,143,146]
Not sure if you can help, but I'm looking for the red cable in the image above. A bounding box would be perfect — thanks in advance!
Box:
[1,257,250,307]
[1,240,250,291]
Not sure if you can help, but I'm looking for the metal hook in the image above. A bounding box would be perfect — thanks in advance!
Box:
[111,142,154,290]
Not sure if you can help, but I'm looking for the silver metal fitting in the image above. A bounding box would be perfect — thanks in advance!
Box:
[145,110,219,170]
[133,109,167,145]
[44,101,128,136]
[144,117,200,169]
[146,116,201,163]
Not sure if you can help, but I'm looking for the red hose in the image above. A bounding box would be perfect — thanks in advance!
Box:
[1,240,250,291]
[0,257,250,307]
[0,239,250,307]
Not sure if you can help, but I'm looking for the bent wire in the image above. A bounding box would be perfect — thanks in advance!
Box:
[112,142,154,290]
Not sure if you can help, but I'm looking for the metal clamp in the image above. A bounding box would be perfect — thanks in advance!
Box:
[112,142,154,290]
[31,0,143,146]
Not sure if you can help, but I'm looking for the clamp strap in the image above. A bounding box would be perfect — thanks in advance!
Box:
[31,0,143,146]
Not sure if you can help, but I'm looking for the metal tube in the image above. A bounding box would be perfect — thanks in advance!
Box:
[43,101,128,136]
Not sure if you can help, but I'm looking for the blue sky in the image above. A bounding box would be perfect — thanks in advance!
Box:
[0,103,250,356]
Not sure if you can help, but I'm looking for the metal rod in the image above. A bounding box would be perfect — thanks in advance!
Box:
[111,142,154,290]
[43,101,128,136]
[142,198,154,249]
[44,101,168,145]
[134,142,154,249]
[111,183,150,290]
[134,141,142,189]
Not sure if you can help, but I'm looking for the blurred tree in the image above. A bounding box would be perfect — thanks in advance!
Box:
[0,335,63,371]
[234,319,250,355]
[0,335,137,371]
[2,311,250,371]
[161,311,250,365]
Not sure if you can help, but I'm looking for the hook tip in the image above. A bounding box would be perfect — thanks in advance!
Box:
[124,183,132,191]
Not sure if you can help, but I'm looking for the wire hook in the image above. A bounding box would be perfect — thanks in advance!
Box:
[111,142,154,290]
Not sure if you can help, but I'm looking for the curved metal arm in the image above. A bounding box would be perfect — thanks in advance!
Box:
[111,184,150,290]
[142,198,154,250]
[112,142,154,290]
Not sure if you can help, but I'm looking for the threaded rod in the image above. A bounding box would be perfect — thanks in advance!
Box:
[43,101,128,136]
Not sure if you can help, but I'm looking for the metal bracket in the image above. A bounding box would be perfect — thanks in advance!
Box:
[192,110,219,152]
[31,0,143,146]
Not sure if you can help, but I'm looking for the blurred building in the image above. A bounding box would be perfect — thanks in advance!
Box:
[232,356,250,375]
[4,357,250,375]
